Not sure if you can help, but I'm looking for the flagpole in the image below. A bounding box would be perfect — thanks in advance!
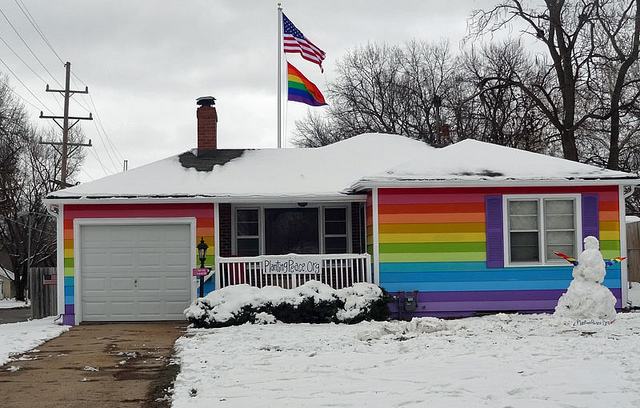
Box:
[277,3,283,149]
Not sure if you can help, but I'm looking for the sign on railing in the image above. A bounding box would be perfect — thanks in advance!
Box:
[264,255,321,275]
[216,253,371,290]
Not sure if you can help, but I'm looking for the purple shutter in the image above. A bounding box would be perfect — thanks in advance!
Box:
[485,195,504,268]
[581,194,599,243]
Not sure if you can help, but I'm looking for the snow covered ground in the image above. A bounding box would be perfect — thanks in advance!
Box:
[0,317,69,366]
[172,312,640,408]
[0,298,29,309]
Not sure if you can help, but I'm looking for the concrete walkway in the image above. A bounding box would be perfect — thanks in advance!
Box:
[0,322,186,408]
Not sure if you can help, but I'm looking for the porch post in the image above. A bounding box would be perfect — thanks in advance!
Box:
[372,188,380,285]
[214,202,221,291]
[619,186,629,306]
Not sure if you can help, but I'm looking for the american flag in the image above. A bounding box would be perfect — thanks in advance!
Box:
[282,13,326,72]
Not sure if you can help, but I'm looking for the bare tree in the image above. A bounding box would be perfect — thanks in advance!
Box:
[293,41,458,147]
[469,0,640,169]
[457,40,553,153]
[0,76,85,300]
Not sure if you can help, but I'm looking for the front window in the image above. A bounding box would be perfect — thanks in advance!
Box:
[265,208,319,255]
[234,205,352,255]
[507,197,577,265]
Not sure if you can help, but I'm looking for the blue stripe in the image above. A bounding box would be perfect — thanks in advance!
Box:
[64,294,74,304]
[381,270,576,283]
[64,277,74,287]
[381,277,622,292]
[380,261,621,274]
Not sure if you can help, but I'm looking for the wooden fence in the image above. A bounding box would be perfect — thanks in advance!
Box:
[29,267,57,319]
[627,221,640,284]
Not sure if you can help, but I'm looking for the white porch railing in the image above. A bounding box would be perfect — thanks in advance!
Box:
[215,253,372,290]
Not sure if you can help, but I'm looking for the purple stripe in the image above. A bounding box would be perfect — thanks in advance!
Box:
[389,288,622,316]
[62,314,75,325]
[65,304,75,314]
[288,92,326,107]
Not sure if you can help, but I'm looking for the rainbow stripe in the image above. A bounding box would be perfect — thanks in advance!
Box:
[374,186,622,316]
[61,203,215,325]
[287,62,327,106]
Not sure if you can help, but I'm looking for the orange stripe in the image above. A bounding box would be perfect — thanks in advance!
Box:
[64,229,73,240]
[599,220,619,232]
[380,212,485,224]
[64,239,73,249]
[379,202,485,215]
[196,227,214,237]
[197,218,214,228]
[599,211,619,222]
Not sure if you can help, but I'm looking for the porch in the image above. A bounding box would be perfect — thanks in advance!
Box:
[215,253,373,290]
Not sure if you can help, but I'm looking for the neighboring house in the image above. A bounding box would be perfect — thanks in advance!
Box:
[45,97,640,325]
[0,267,14,300]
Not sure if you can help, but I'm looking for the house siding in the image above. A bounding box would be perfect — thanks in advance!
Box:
[61,203,215,325]
[376,186,622,317]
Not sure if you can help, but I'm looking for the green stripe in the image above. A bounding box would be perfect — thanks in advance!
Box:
[64,258,74,268]
[600,240,620,251]
[380,242,485,254]
[380,252,486,263]
[288,80,307,90]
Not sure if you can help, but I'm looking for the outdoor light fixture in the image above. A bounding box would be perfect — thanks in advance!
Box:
[197,237,209,297]
[197,237,208,268]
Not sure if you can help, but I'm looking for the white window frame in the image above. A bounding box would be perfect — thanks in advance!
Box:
[231,204,352,255]
[234,208,261,256]
[503,194,582,267]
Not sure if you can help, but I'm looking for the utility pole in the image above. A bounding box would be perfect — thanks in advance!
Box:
[40,61,93,187]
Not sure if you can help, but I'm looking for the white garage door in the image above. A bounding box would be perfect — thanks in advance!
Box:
[80,223,192,321]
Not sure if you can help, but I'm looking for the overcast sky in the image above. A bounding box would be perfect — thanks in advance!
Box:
[1,0,510,183]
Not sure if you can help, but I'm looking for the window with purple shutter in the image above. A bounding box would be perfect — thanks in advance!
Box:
[485,195,504,268]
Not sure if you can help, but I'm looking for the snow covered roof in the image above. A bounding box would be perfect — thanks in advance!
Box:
[48,133,432,201]
[0,267,14,280]
[353,139,638,189]
[47,134,639,202]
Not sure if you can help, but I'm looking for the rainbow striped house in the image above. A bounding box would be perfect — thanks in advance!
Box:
[46,97,640,324]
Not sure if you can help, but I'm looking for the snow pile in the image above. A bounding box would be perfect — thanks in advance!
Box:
[0,317,69,366]
[0,299,29,309]
[172,313,640,407]
[184,281,389,327]
[629,282,640,308]
[554,236,617,321]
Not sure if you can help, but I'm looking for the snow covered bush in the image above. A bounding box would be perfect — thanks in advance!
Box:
[184,281,391,328]
[554,236,617,321]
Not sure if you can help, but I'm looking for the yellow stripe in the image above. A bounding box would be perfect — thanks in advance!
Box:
[600,230,619,241]
[64,248,74,258]
[379,232,485,243]
[380,252,486,263]
[380,223,485,234]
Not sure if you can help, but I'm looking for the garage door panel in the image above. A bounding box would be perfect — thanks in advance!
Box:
[80,223,192,322]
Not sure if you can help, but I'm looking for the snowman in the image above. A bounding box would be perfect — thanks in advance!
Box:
[554,236,617,321]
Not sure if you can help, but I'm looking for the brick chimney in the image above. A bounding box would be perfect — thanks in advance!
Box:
[196,96,217,156]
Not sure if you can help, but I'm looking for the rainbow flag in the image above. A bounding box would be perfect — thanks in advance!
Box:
[287,62,327,107]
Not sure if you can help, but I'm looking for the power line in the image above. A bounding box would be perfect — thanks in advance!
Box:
[0,56,55,115]
[13,0,65,65]
[0,6,62,88]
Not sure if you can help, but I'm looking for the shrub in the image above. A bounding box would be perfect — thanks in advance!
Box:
[184,281,390,328]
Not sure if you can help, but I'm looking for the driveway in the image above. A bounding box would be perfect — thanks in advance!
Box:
[0,322,185,408]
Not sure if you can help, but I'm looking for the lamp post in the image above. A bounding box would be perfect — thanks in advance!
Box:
[197,237,209,298]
